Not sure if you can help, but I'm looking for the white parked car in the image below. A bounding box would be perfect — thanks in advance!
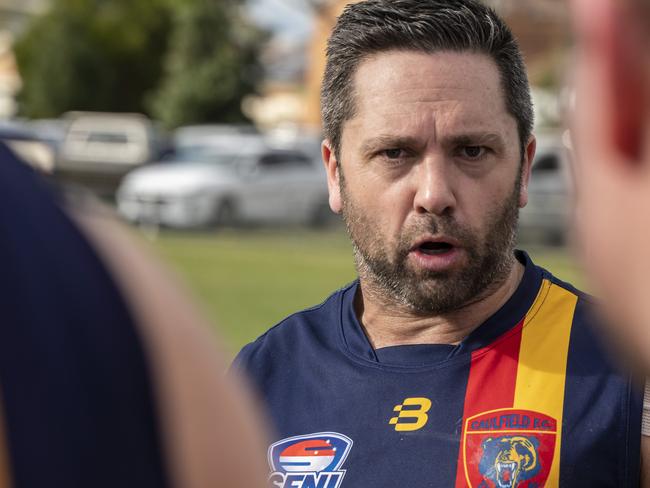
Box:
[58,112,165,171]
[56,112,169,196]
[519,133,573,244]
[117,145,332,229]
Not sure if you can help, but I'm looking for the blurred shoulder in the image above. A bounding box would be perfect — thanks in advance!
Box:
[234,282,356,369]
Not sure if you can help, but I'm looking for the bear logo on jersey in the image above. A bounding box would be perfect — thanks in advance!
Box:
[268,432,353,488]
[462,409,556,488]
[479,436,540,488]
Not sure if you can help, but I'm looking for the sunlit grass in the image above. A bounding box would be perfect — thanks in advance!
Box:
[151,228,356,355]
[149,227,585,357]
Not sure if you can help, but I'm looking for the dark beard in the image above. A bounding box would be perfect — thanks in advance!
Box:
[340,172,520,316]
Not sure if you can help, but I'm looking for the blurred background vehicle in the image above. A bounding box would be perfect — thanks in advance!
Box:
[0,119,59,172]
[518,131,573,246]
[171,124,265,159]
[117,128,329,229]
[55,112,170,198]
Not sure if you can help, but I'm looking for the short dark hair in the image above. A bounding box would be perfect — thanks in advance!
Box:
[321,0,534,160]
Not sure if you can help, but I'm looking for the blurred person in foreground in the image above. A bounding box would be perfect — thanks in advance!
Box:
[234,0,644,486]
[0,142,268,487]
[571,0,650,483]
[571,0,650,367]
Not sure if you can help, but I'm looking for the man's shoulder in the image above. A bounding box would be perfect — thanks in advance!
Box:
[543,267,592,301]
[535,266,624,368]
[515,252,597,332]
[534,266,600,327]
[234,282,356,370]
[536,266,596,314]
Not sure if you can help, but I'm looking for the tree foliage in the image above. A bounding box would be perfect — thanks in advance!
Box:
[14,0,265,126]
[148,0,266,127]
[14,0,173,118]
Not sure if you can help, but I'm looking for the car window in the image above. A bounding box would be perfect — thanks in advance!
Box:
[258,152,311,168]
[258,154,284,167]
[86,132,130,144]
[283,153,311,167]
[532,153,559,173]
[172,146,238,165]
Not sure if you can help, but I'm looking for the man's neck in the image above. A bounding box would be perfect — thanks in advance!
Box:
[355,259,526,349]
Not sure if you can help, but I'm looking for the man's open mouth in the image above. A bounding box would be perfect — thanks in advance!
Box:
[416,241,455,255]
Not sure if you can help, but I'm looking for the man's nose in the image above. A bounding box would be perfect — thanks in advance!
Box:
[412,156,457,215]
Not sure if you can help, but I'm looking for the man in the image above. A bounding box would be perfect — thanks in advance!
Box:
[570,0,650,483]
[0,143,269,487]
[235,1,642,486]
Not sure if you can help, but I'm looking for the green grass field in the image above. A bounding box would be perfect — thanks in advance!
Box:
[149,228,585,357]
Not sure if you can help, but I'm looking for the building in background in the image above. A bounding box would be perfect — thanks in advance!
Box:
[0,32,20,118]
[0,0,48,119]
[242,36,308,129]
[301,0,571,130]
[0,0,571,128]
[0,0,48,35]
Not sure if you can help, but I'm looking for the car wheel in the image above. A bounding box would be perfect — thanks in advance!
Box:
[310,200,336,228]
[213,198,237,228]
[546,228,566,247]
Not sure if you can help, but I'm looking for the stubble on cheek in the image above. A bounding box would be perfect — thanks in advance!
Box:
[339,170,520,315]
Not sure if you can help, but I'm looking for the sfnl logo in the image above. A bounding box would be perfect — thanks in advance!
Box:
[268,432,353,488]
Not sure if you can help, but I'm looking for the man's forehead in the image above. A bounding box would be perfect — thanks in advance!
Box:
[343,50,514,143]
[353,50,503,96]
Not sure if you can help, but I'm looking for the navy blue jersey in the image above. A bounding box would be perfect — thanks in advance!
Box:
[0,144,169,487]
[235,251,642,487]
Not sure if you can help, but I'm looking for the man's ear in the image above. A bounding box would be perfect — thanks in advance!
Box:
[518,136,536,208]
[573,0,648,163]
[322,140,342,214]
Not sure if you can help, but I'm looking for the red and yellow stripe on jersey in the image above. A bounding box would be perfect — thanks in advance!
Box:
[455,279,577,487]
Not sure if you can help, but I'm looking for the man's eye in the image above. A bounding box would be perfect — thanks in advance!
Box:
[383,148,404,159]
[460,146,486,159]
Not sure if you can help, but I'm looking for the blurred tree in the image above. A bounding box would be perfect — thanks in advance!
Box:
[148,0,267,128]
[14,0,173,118]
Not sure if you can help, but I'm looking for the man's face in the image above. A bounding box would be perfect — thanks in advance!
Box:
[324,50,534,315]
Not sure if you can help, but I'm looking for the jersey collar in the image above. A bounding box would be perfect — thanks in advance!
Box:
[339,250,543,368]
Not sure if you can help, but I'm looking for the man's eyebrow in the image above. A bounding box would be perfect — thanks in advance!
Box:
[359,133,507,155]
[445,132,506,149]
[360,135,423,155]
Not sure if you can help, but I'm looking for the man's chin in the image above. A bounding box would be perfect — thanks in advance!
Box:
[404,260,464,282]
[396,278,473,315]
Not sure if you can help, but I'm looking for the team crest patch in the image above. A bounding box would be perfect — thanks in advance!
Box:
[462,409,557,488]
[268,432,353,488]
